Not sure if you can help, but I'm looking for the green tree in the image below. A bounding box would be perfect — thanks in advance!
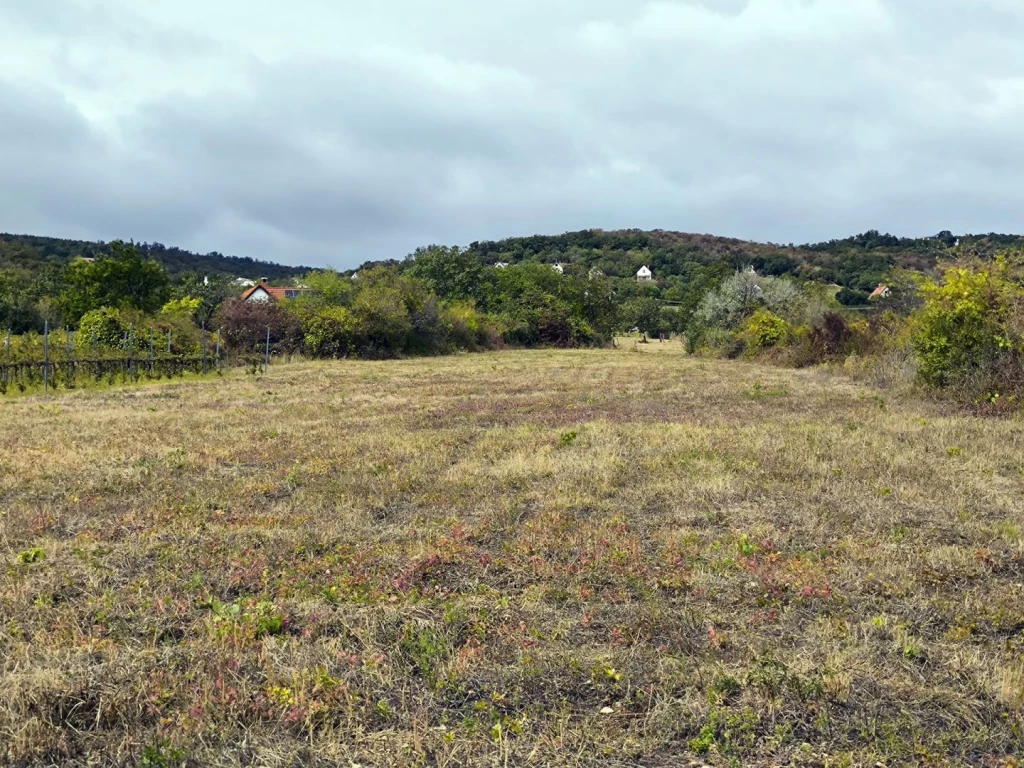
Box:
[621,297,665,336]
[172,272,237,324]
[59,241,170,324]
[407,245,486,303]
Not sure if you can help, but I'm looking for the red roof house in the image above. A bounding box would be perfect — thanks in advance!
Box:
[241,278,313,303]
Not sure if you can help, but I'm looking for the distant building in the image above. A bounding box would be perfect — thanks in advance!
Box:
[588,267,605,280]
[869,284,891,301]
[241,278,315,303]
[233,277,256,288]
[494,261,509,269]
[636,265,653,282]
[552,263,564,274]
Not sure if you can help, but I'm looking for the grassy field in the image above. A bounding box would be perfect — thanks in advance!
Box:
[1,343,1022,767]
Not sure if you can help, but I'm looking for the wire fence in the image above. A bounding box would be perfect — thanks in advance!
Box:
[0,321,224,396]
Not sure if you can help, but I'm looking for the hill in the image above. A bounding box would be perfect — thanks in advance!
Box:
[462,228,1024,295]
[0,233,310,281]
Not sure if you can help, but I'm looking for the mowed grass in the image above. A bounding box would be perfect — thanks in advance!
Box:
[1,345,1022,767]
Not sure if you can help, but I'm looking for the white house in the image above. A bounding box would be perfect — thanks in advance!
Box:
[233,277,256,288]
[552,263,564,274]
[494,261,509,269]
[636,265,653,282]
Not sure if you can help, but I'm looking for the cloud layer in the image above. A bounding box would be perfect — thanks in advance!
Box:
[3,0,1024,268]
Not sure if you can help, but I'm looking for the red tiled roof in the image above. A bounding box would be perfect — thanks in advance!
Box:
[869,284,890,300]
[240,282,313,302]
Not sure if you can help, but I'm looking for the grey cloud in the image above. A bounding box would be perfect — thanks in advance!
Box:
[2,0,1024,268]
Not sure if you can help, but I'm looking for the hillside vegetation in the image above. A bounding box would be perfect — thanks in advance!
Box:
[0,233,308,280]
[2,346,1022,766]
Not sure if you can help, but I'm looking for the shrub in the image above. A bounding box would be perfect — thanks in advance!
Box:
[742,309,791,352]
[700,328,745,358]
[442,301,490,351]
[77,307,129,349]
[809,312,853,356]
[911,257,1023,397]
[696,270,808,330]
[215,298,303,356]
[301,305,356,358]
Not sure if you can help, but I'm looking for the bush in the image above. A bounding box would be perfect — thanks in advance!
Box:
[77,307,129,349]
[911,258,1023,397]
[215,299,303,356]
[836,287,870,306]
[301,305,356,358]
[742,310,791,352]
[442,301,490,351]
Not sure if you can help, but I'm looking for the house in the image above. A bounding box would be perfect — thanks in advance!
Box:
[552,263,564,274]
[636,265,653,282]
[233,277,256,288]
[241,278,313,303]
[869,284,891,301]
[494,262,509,269]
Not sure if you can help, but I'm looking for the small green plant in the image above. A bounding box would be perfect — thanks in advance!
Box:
[140,740,187,768]
[558,430,578,447]
[743,382,788,399]
[252,601,285,636]
[15,548,46,565]
[947,446,962,457]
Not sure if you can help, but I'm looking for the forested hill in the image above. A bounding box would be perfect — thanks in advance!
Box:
[459,228,1024,293]
[0,233,309,281]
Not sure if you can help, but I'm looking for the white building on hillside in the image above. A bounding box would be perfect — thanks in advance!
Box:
[636,265,653,282]
[552,263,564,274]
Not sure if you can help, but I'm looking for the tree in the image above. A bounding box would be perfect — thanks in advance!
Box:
[59,241,170,324]
[621,298,664,336]
[0,268,44,333]
[172,272,237,324]
[407,245,486,303]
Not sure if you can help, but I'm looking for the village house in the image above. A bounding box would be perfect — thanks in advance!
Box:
[552,263,564,274]
[241,278,314,303]
[636,265,653,282]
[869,284,891,301]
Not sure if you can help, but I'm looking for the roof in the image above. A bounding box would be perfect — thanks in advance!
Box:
[241,281,314,302]
[869,284,890,300]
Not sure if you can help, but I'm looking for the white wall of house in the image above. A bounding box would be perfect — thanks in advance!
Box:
[246,287,273,302]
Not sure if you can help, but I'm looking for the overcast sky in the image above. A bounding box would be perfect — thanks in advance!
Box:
[2,0,1023,269]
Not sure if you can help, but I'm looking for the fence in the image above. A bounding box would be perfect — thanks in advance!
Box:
[0,321,223,396]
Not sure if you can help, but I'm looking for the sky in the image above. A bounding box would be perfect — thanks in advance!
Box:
[2,0,1024,269]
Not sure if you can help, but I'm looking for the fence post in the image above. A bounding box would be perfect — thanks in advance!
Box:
[264,327,271,375]
[149,328,155,377]
[43,319,49,395]
[202,321,208,374]
[215,328,221,371]
[167,330,172,354]
[129,324,135,381]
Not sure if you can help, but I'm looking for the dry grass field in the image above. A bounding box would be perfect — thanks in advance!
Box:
[1,343,1023,767]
